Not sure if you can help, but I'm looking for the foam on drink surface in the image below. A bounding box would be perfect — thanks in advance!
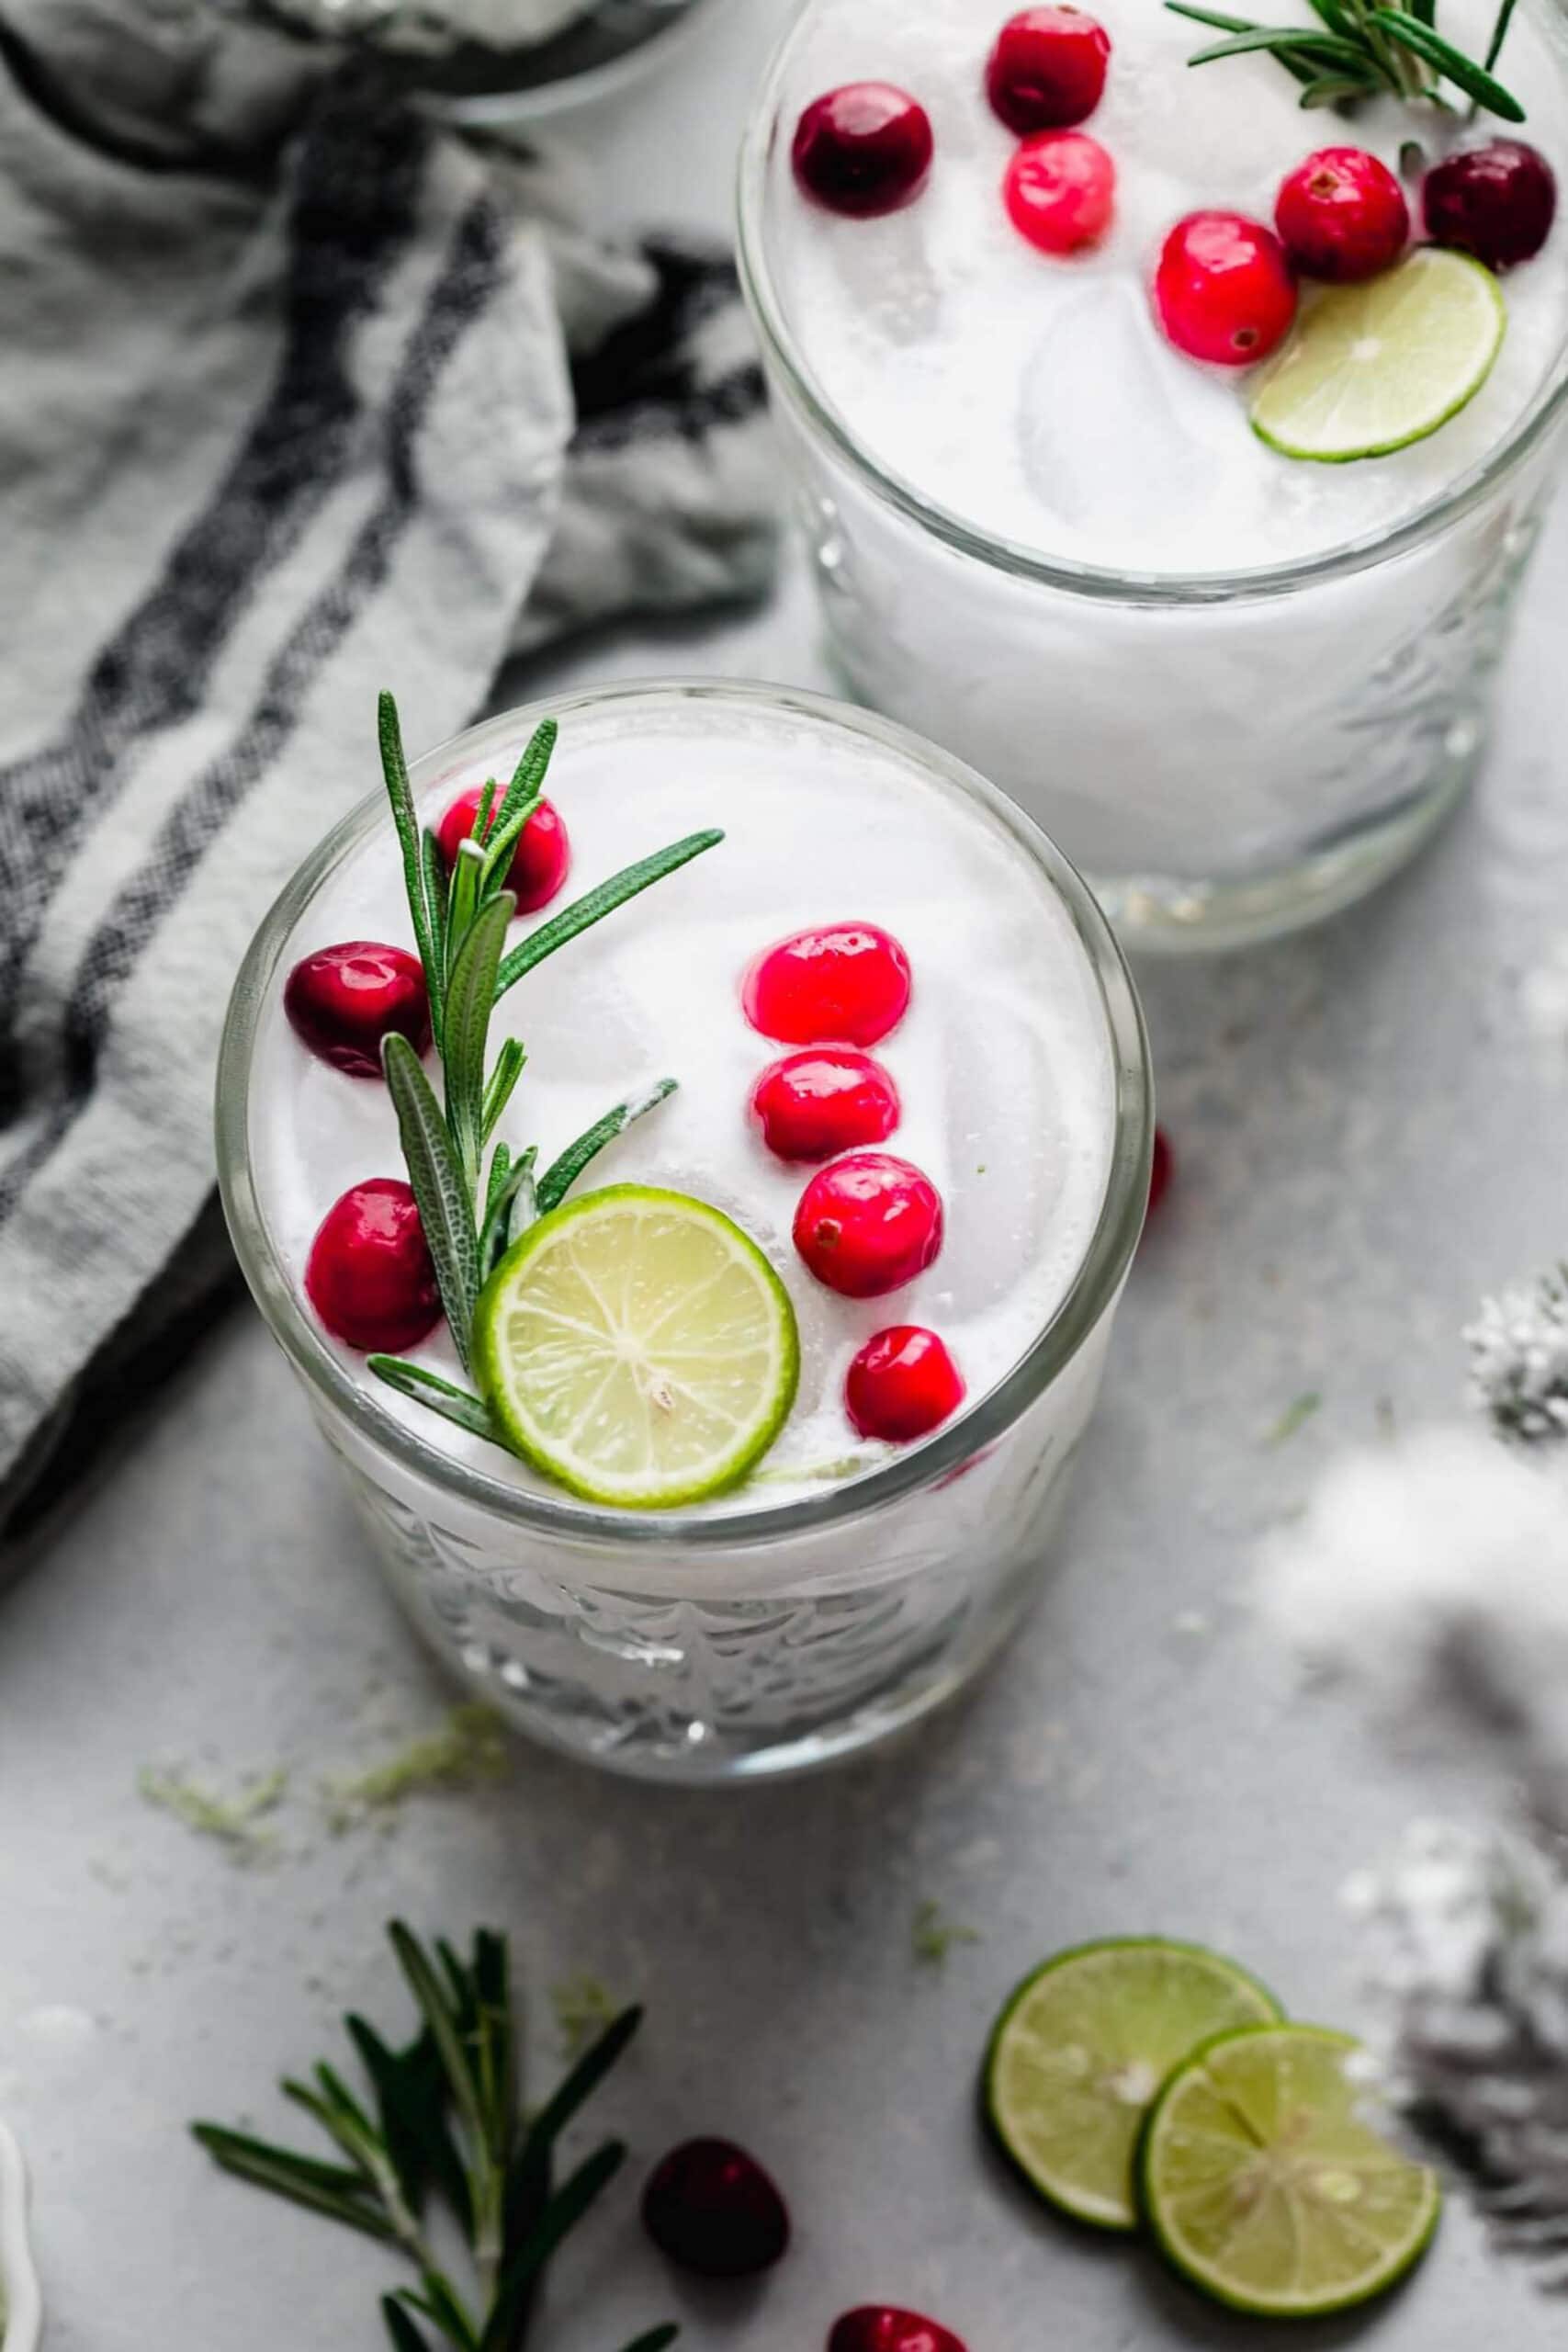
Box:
[249,695,1117,1511]
[763,0,1568,573]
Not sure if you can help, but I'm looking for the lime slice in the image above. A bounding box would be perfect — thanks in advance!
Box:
[474,1183,799,1510]
[983,1938,1282,2230]
[1141,2022,1441,2316]
[1251,247,1505,463]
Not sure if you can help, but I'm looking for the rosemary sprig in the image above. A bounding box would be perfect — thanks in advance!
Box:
[194,1923,674,2352]
[366,694,722,1452]
[1165,0,1525,119]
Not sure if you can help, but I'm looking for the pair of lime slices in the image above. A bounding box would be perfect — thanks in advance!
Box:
[472,1184,800,1509]
[985,1938,1440,2318]
[1251,245,1506,463]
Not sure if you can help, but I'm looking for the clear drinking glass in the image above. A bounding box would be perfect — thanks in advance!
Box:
[216,683,1151,1783]
[737,4,1568,952]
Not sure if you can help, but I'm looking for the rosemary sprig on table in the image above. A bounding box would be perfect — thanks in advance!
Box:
[1164,0,1525,119]
[193,1922,676,2352]
[368,693,721,1450]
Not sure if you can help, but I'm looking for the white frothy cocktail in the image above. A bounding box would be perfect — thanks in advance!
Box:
[740,0,1568,944]
[223,684,1149,1776]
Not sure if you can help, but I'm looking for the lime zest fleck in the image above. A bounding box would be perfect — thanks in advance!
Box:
[139,1764,289,1857]
[326,1703,510,1826]
[912,1899,982,1968]
[1265,1390,1322,1446]
[550,1973,620,2057]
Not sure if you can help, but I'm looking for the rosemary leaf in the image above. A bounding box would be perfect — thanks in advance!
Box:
[384,2298,434,2352]
[1300,71,1376,100]
[446,838,488,983]
[474,777,498,846]
[368,1358,503,1447]
[1188,25,1371,67]
[1164,1,1258,27]
[421,829,448,1044]
[617,2330,681,2352]
[402,2274,482,2352]
[444,894,513,1194]
[536,1080,678,1216]
[484,1142,513,1226]
[481,1040,526,1148]
[477,798,539,902]
[507,2010,642,2254]
[481,2143,626,2352]
[389,1922,488,2154]
[494,831,724,1006]
[381,1035,480,1367]
[489,718,558,844]
[506,1149,538,1250]
[192,2124,398,2243]
[1371,6,1525,112]
[1303,0,1359,32]
[1485,0,1520,71]
[346,2018,461,2225]
[478,1155,536,1283]
[378,693,441,1012]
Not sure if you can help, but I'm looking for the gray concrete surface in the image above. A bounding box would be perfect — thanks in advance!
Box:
[6,3,1568,2344]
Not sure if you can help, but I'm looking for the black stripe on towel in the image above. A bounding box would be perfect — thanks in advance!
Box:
[0,196,508,1231]
[0,66,431,1124]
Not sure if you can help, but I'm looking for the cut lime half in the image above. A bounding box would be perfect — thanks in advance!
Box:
[474,1184,799,1510]
[1141,2022,1441,2316]
[1251,247,1506,463]
[983,1938,1282,2230]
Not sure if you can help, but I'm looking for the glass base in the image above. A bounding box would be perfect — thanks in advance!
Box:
[1088,736,1477,955]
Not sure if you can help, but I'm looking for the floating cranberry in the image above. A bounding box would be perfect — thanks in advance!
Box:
[641,2138,790,2278]
[750,1048,901,1162]
[437,786,571,914]
[829,2310,968,2352]
[845,1326,965,1442]
[986,6,1110,133]
[1147,1125,1173,1216]
[792,84,934,219]
[743,924,911,1047]
[305,1179,442,1353]
[1275,146,1408,282]
[1424,138,1557,272]
[1154,211,1297,367]
[1004,129,1115,254]
[794,1153,943,1298]
[284,941,430,1079]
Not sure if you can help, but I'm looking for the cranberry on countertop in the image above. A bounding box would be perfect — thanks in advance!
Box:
[743,923,912,1048]
[750,1048,901,1162]
[284,941,430,1079]
[793,84,934,219]
[436,785,571,914]
[829,2309,968,2352]
[794,1153,944,1298]
[1275,146,1409,281]
[986,6,1111,133]
[845,1326,965,1442]
[305,1179,442,1353]
[1424,138,1557,272]
[1004,130,1116,254]
[641,2138,790,2278]
[1154,212,1297,367]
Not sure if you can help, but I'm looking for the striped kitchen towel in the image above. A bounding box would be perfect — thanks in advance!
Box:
[0,0,775,1544]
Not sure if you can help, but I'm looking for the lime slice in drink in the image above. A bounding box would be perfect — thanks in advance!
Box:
[1141,2022,1441,2316]
[983,1938,1282,2230]
[475,1184,799,1510]
[1251,247,1506,463]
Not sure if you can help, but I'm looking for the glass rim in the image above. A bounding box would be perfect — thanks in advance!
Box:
[216,677,1152,1554]
[735,1,1568,609]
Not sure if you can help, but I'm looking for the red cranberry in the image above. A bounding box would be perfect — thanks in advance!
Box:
[1154,212,1297,367]
[436,786,571,914]
[743,924,911,1047]
[829,2310,968,2352]
[750,1048,900,1162]
[1004,129,1115,254]
[845,1326,965,1442]
[986,6,1110,133]
[1147,1125,1173,1216]
[284,941,430,1080]
[305,1179,442,1353]
[792,84,934,219]
[794,1153,943,1298]
[641,2138,790,2278]
[1275,146,1408,282]
[1425,138,1557,272]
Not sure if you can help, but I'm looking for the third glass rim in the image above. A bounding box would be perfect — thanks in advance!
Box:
[735,0,1568,612]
